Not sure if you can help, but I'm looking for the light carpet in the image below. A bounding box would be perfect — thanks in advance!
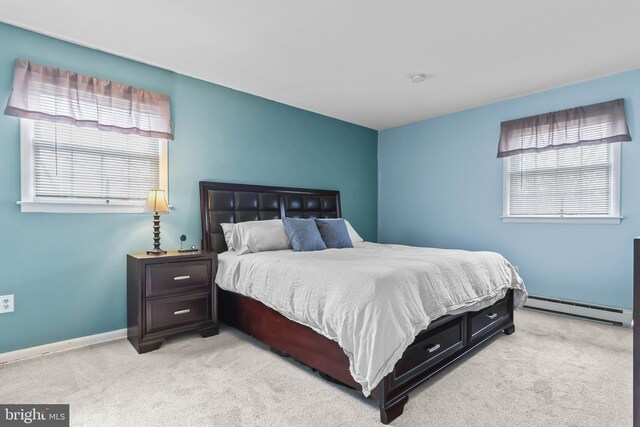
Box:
[0,309,632,426]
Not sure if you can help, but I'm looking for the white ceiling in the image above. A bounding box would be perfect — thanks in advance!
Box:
[1,0,639,130]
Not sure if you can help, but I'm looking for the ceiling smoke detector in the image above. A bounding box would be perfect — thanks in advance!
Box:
[409,73,431,83]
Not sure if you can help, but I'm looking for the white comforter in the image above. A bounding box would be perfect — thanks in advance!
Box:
[216,242,527,396]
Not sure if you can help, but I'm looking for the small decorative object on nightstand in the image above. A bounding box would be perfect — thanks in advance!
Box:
[142,189,170,255]
[178,234,198,252]
[127,250,218,353]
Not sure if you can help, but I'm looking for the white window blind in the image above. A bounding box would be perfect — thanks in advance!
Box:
[507,144,615,216]
[502,112,622,224]
[32,121,161,202]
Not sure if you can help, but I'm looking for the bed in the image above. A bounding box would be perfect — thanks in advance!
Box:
[199,181,526,424]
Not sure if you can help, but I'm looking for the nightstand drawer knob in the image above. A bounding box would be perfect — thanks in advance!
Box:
[173,275,191,281]
[174,309,191,315]
[485,312,498,320]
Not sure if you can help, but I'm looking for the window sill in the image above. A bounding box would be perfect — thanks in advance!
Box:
[17,200,146,214]
[502,215,622,225]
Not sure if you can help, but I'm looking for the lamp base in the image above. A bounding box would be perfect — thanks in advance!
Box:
[147,212,166,255]
[147,248,167,255]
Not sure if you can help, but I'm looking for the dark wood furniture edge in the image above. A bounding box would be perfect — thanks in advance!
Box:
[200,181,516,424]
[633,239,639,427]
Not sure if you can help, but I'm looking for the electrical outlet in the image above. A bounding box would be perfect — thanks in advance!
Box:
[0,294,14,313]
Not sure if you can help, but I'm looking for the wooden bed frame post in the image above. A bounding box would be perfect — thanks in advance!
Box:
[377,378,409,424]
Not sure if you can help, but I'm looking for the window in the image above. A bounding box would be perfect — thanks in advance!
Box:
[503,143,620,223]
[499,99,630,224]
[5,59,173,213]
[20,119,168,213]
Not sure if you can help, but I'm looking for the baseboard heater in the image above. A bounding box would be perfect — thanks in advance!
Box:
[523,295,632,327]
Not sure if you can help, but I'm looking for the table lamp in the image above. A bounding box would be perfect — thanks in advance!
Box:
[143,189,170,255]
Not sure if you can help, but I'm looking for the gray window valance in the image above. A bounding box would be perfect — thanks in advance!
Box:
[497,99,631,158]
[4,59,174,140]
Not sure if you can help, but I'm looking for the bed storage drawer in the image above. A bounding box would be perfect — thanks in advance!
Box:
[469,298,509,339]
[393,317,464,383]
[145,260,212,297]
[145,293,211,334]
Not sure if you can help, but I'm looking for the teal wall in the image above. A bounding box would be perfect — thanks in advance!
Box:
[0,23,378,353]
[379,69,639,309]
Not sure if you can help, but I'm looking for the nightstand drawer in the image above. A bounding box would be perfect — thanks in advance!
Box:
[146,260,211,297]
[145,293,211,334]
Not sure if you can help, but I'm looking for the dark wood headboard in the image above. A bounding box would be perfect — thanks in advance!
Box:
[199,181,341,253]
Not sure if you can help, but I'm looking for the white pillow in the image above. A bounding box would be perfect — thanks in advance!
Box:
[230,219,292,255]
[344,219,364,243]
[319,218,364,243]
[220,223,235,251]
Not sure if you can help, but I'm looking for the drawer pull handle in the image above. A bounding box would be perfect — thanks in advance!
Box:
[174,309,191,315]
[173,275,191,281]
[485,312,498,320]
[425,343,441,353]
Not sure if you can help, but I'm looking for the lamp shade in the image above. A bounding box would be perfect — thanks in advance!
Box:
[142,190,170,213]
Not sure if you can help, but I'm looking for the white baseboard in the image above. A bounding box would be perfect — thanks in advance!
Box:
[0,328,127,365]
[524,295,632,327]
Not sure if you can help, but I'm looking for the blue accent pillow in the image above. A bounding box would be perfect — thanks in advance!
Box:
[282,218,327,252]
[314,218,353,249]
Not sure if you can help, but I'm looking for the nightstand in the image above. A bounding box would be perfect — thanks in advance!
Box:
[127,250,218,353]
